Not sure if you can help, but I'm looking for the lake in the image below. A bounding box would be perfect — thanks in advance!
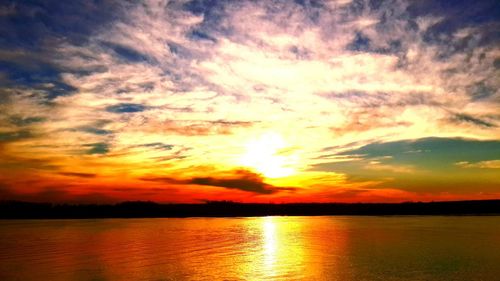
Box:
[1,216,499,280]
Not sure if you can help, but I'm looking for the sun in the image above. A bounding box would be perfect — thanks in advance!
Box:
[240,133,297,178]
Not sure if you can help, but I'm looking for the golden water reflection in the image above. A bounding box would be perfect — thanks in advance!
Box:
[259,216,308,279]
[238,216,346,280]
[263,217,277,268]
[2,217,500,280]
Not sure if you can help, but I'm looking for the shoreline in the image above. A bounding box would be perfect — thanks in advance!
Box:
[2,199,499,219]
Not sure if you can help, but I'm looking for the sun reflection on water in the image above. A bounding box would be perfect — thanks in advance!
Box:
[8,217,498,281]
[263,217,277,268]
[254,216,309,280]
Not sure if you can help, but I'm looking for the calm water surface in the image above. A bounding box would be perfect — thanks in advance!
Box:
[1,216,499,280]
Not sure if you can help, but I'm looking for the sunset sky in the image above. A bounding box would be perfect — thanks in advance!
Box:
[0,0,499,203]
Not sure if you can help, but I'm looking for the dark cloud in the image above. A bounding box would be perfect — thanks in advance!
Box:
[59,172,97,178]
[152,154,188,162]
[408,0,499,46]
[106,103,148,113]
[183,0,227,17]
[116,82,156,94]
[293,0,325,9]
[84,143,109,155]
[338,0,500,61]
[320,91,442,108]
[289,45,312,60]
[0,0,134,101]
[451,113,496,128]
[139,143,174,150]
[165,41,189,57]
[74,126,112,135]
[494,58,500,69]
[102,42,152,63]
[0,130,33,142]
[0,0,128,49]
[469,82,496,101]
[188,29,217,43]
[347,32,371,52]
[181,0,232,39]
[150,147,191,162]
[189,177,274,194]
[0,153,60,171]
[141,169,284,194]
[0,184,115,204]
[346,29,403,54]
[9,116,45,126]
[0,58,77,99]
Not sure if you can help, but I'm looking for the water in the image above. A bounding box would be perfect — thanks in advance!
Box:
[0,216,499,280]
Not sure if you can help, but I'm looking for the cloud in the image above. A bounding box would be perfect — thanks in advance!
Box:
[469,81,496,101]
[138,142,174,151]
[455,160,500,169]
[0,130,33,142]
[329,108,413,136]
[103,42,152,63]
[105,103,148,113]
[84,143,110,155]
[72,126,112,135]
[0,51,78,100]
[8,116,45,126]
[451,113,496,128]
[0,184,116,204]
[408,0,499,45]
[59,172,97,178]
[142,169,287,194]
[188,29,217,43]
[158,120,255,136]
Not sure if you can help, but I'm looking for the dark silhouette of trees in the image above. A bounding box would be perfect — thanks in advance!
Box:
[1,200,499,219]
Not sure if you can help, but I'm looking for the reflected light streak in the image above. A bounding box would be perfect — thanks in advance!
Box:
[259,216,308,279]
[263,216,277,268]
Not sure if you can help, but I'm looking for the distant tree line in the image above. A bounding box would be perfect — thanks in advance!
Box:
[0,199,499,219]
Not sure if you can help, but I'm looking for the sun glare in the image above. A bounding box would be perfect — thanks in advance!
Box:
[240,133,297,178]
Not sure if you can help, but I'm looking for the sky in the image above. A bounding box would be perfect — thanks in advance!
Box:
[0,0,499,203]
